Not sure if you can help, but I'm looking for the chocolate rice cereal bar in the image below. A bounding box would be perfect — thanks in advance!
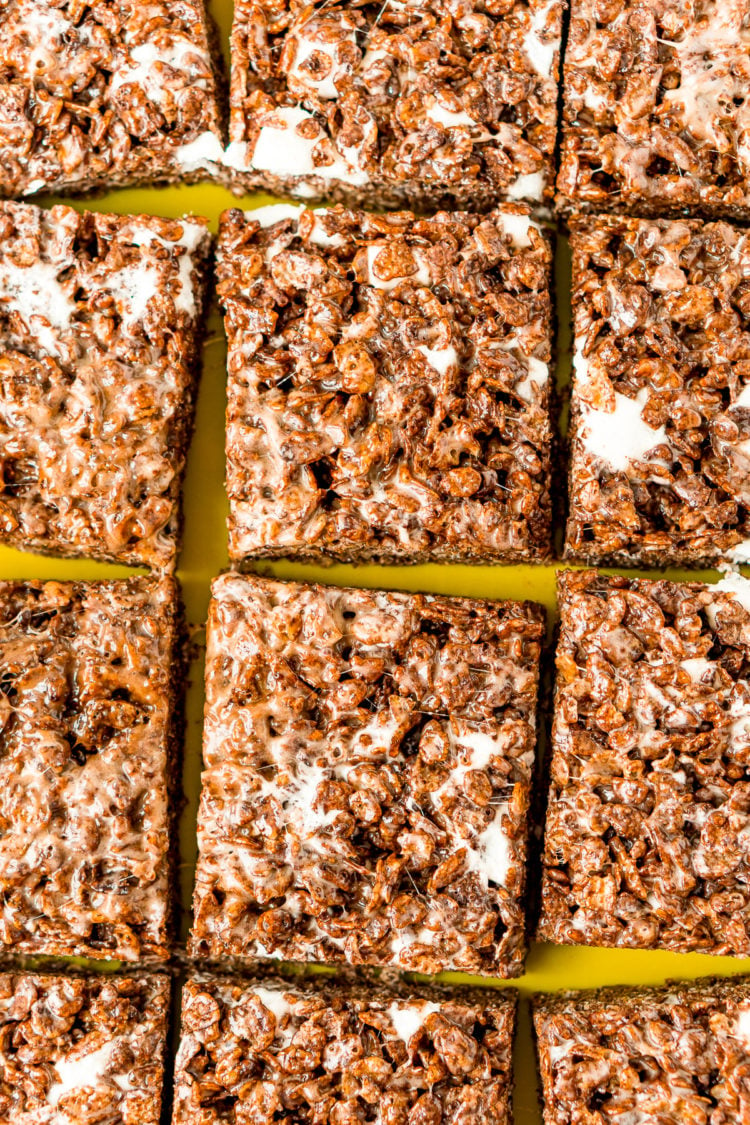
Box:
[0,971,169,1124]
[189,574,544,978]
[219,203,554,566]
[173,974,516,1125]
[0,0,224,198]
[565,214,750,568]
[538,569,750,958]
[557,0,750,219]
[223,0,564,211]
[0,200,211,570]
[0,577,182,962]
[533,977,750,1124]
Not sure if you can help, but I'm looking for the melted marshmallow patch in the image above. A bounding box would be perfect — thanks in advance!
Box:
[575,346,668,471]
[249,107,369,186]
[387,1001,441,1044]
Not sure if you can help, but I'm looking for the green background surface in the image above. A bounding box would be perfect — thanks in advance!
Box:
[13,2,750,1120]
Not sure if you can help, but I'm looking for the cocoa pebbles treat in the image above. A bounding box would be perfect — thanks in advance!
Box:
[533,977,750,1125]
[565,214,750,568]
[0,577,183,962]
[0,971,169,1125]
[538,569,750,959]
[189,574,544,978]
[223,0,564,210]
[219,203,554,566]
[173,974,516,1125]
[0,200,211,570]
[0,0,224,198]
[557,0,750,220]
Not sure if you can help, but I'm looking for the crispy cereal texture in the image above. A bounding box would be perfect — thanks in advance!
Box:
[219,204,554,565]
[0,577,181,962]
[533,977,750,1124]
[173,975,516,1125]
[225,0,563,209]
[0,0,224,198]
[0,200,211,570]
[190,574,544,979]
[538,569,750,958]
[0,972,169,1124]
[557,0,750,219]
[565,214,750,567]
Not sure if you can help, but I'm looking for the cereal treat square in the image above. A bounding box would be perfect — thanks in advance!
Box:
[0,0,224,198]
[557,0,750,219]
[0,200,211,570]
[190,574,544,979]
[173,974,516,1125]
[219,203,554,566]
[538,569,750,958]
[0,577,182,962]
[533,977,750,1124]
[0,971,169,1124]
[565,214,750,568]
[224,0,564,210]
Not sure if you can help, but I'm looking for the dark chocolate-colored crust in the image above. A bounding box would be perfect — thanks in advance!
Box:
[538,569,750,958]
[557,0,750,220]
[0,577,182,963]
[533,976,750,1125]
[190,573,544,979]
[224,0,563,210]
[219,203,554,565]
[0,0,224,198]
[0,200,211,570]
[173,973,516,1125]
[0,970,169,1124]
[564,214,750,567]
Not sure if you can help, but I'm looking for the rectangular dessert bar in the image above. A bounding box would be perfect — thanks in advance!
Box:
[565,214,750,568]
[0,200,211,570]
[533,977,750,1125]
[224,0,564,210]
[0,0,224,197]
[219,203,554,565]
[538,569,750,959]
[173,974,516,1125]
[0,576,182,962]
[190,574,544,978]
[0,971,169,1124]
[557,0,750,219]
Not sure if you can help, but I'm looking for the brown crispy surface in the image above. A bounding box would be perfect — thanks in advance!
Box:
[0,577,180,962]
[173,975,516,1125]
[0,972,169,1124]
[565,214,750,567]
[557,0,750,219]
[190,574,544,978]
[219,204,554,565]
[226,0,563,208]
[0,200,211,569]
[538,569,750,958]
[0,0,224,197]
[533,977,750,1124]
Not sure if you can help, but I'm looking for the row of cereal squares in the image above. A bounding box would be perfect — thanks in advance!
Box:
[2,968,748,1123]
[2,0,749,222]
[0,567,748,973]
[4,196,750,570]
